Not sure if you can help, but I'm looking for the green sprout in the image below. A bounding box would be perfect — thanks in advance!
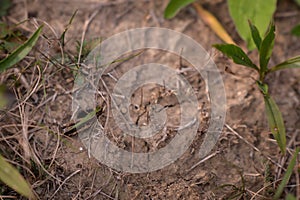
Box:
[214,20,300,154]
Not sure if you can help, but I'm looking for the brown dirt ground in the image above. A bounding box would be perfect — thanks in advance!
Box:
[0,0,300,199]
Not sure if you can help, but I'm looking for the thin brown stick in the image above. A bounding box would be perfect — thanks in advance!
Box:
[18,103,31,162]
[77,9,100,66]
[249,179,282,200]
[50,170,81,199]
[225,124,285,170]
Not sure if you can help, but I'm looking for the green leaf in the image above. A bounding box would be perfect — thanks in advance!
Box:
[269,56,300,72]
[291,24,300,37]
[0,84,8,109]
[259,22,275,74]
[248,20,262,50]
[164,0,196,19]
[0,22,11,38]
[263,94,286,154]
[286,194,297,200]
[76,37,102,60]
[213,44,259,70]
[274,148,299,199]
[69,107,101,131]
[60,10,78,47]
[0,0,11,17]
[295,0,300,6]
[0,25,43,72]
[0,154,36,199]
[256,81,268,95]
[228,0,276,50]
